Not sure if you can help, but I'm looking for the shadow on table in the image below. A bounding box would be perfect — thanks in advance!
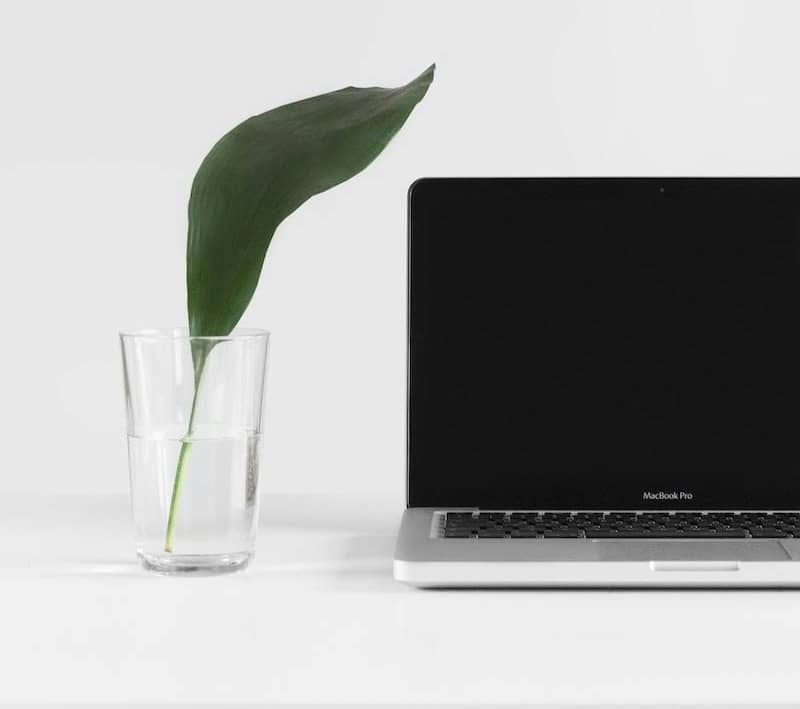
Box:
[328,533,400,591]
[258,494,402,536]
[26,559,144,578]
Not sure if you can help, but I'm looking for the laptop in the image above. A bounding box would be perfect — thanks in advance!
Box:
[393,177,800,587]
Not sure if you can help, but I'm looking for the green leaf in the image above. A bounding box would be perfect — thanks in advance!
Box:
[165,66,434,553]
[186,64,435,337]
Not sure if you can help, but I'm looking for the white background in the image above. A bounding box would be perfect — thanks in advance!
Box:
[3,0,800,496]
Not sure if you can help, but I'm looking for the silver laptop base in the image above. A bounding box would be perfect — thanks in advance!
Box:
[394,509,800,588]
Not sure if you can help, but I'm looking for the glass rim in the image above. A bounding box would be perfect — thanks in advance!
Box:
[119,327,270,342]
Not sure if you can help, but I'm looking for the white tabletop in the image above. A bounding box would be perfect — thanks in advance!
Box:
[1,493,799,706]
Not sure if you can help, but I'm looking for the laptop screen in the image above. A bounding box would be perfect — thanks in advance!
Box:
[408,178,800,510]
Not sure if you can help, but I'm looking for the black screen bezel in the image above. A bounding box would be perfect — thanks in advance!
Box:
[406,177,800,510]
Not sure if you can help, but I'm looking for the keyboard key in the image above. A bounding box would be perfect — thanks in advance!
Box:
[749,528,789,538]
[583,528,617,537]
[542,529,582,538]
[444,530,472,538]
[479,513,507,521]
[510,529,540,538]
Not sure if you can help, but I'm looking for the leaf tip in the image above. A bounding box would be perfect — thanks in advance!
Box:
[404,63,435,100]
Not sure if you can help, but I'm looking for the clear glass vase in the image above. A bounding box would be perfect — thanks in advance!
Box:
[120,328,269,575]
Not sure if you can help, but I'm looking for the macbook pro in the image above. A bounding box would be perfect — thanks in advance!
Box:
[394,177,800,587]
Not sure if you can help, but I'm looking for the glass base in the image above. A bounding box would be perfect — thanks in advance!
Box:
[138,550,252,576]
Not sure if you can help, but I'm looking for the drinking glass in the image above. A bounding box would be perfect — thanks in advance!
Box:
[120,328,269,575]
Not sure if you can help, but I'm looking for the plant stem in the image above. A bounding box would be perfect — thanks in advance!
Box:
[163,392,199,553]
[164,345,209,553]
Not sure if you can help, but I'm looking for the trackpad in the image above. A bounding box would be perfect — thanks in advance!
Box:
[593,540,789,561]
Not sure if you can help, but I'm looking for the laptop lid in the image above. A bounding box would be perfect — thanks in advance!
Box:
[407,178,800,510]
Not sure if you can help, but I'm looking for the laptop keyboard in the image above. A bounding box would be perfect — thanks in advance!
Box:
[443,511,800,539]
